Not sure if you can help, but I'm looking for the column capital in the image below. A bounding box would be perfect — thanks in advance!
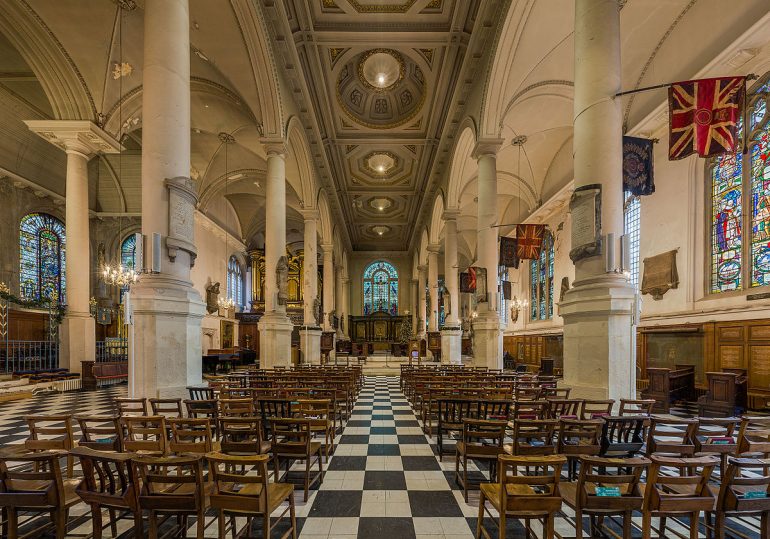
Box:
[300,207,321,221]
[342,277,350,285]
[410,278,418,285]
[417,264,428,273]
[260,138,288,157]
[25,120,122,157]
[442,208,461,222]
[471,138,505,160]
[427,243,441,254]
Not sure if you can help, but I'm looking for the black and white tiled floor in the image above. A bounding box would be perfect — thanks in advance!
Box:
[0,377,767,538]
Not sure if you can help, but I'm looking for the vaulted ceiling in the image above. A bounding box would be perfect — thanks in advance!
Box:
[261,0,506,251]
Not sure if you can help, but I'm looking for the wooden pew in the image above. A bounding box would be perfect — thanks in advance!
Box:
[642,365,696,413]
[81,361,128,390]
[697,369,747,417]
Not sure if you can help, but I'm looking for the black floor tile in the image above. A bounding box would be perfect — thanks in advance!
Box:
[347,420,372,427]
[369,427,397,435]
[328,456,368,471]
[408,490,463,517]
[363,470,407,490]
[357,517,416,539]
[308,490,363,517]
[398,435,429,444]
[367,444,401,456]
[394,420,420,427]
[339,435,370,444]
[401,456,442,471]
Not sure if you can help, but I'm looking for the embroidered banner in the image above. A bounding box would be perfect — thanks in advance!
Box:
[499,236,520,268]
[623,136,655,196]
[669,76,745,160]
[502,280,512,300]
[472,267,488,304]
[516,224,545,259]
[459,271,475,293]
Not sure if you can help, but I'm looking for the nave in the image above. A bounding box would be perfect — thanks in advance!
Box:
[0,375,768,539]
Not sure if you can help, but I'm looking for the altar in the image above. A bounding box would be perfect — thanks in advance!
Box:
[348,312,410,355]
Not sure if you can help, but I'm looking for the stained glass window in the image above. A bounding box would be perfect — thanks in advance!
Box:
[529,230,554,320]
[363,261,399,315]
[438,277,446,328]
[227,256,242,306]
[120,235,136,270]
[624,192,641,287]
[709,75,770,292]
[19,213,66,304]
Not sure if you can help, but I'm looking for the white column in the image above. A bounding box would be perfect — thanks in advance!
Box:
[299,210,321,364]
[417,264,427,339]
[341,277,350,339]
[427,245,440,331]
[410,278,418,334]
[472,139,504,369]
[335,263,344,339]
[258,143,293,368]
[321,245,335,331]
[560,0,635,401]
[441,210,462,364]
[24,122,121,374]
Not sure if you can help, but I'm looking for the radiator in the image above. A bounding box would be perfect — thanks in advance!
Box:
[52,378,82,392]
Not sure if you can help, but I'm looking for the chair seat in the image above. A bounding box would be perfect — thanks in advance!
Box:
[5,478,81,509]
[456,442,504,458]
[480,482,556,516]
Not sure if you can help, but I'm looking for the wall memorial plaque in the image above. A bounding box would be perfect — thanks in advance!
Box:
[569,184,602,262]
[165,176,198,267]
[641,249,679,300]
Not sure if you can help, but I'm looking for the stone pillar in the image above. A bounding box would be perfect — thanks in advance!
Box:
[24,121,122,374]
[417,264,427,339]
[341,277,350,339]
[472,139,504,369]
[410,278,418,334]
[441,210,462,364]
[335,264,344,339]
[427,245,440,331]
[560,0,635,401]
[299,210,321,364]
[258,143,293,368]
[321,245,335,332]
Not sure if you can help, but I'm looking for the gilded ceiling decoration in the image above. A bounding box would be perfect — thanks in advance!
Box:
[336,48,426,130]
[346,0,417,14]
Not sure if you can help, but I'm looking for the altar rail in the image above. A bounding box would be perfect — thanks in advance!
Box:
[0,340,59,373]
[96,339,128,362]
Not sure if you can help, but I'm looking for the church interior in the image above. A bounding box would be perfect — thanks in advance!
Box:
[1,0,770,537]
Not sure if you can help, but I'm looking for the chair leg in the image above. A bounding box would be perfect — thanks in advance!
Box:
[133,510,144,539]
[690,512,699,539]
[575,509,583,539]
[545,514,555,539]
[149,511,159,539]
[109,507,118,537]
[476,493,485,539]
[623,510,632,539]
[218,510,226,539]
[230,515,236,539]
[290,493,297,539]
[7,508,18,539]
[55,508,68,539]
[305,456,311,502]
[197,510,206,539]
[499,512,507,539]
[659,516,667,539]
[641,512,652,539]
[90,504,103,539]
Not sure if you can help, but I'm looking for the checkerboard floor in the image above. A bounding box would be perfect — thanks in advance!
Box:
[0,378,766,538]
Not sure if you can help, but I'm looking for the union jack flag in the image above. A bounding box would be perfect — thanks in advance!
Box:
[516,224,545,259]
[669,76,745,160]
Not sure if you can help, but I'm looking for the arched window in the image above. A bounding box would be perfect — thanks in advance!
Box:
[708,75,770,293]
[624,192,641,286]
[529,230,554,321]
[120,234,136,270]
[19,213,66,303]
[363,261,399,315]
[227,256,242,306]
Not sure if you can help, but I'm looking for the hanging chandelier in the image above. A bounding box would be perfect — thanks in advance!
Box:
[103,262,138,288]
[218,295,235,310]
[510,295,528,311]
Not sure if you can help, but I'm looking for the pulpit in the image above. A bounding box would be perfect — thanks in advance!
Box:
[697,370,748,417]
[427,332,441,363]
[320,331,335,365]
[409,339,426,361]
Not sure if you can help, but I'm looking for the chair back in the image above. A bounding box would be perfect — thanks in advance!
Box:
[497,454,566,514]
[269,417,312,457]
[541,387,571,399]
[71,446,140,511]
[0,450,68,509]
[207,452,271,514]
[548,399,582,419]
[114,397,148,417]
[512,400,549,420]
[24,414,75,454]
[477,400,511,421]
[258,398,295,427]
[462,419,506,448]
[557,419,603,457]
[75,415,123,452]
[437,399,477,429]
[738,416,770,456]
[168,418,214,455]
[574,456,649,511]
[149,398,183,418]
[187,385,214,400]
[646,416,697,456]
[618,399,655,416]
[510,419,558,455]
[134,455,206,513]
[717,457,770,512]
[184,398,218,421]
[121,415,168,455]
[515,387,542,400]
[219,416,265,455]
[219,398,254,416]
[599,416,646,458]
[644,454,718,513]
[580,399,614,419]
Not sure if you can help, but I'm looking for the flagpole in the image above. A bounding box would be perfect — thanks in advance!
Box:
[614,73,757,98]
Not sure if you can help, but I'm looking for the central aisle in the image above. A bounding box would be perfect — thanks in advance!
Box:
[298,375,481,539]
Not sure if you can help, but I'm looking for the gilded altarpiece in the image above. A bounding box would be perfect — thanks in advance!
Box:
[248,248,323,318]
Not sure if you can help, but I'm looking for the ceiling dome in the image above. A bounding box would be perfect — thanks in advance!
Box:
[336,48,425,129]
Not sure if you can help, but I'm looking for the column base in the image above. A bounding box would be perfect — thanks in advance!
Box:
[299,327,322,365]
[60,312,95,373]
[441,327,462,364]
[129,275,206,400]
[472,315,502,369]
[259,312,294,369]
[560,273,636,403]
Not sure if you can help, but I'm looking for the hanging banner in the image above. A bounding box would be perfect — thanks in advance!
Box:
[623,136,655,196]
[459,271,475,293]
[471,267,488,304]
[499,236,520,268]
[502,280,512,300]
[515,224,546,259]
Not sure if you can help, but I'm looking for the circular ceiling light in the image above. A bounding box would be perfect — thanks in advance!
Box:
[366,153,396,176]
[361,50,403,90]
[371,225,390,237]
[369,197,393,212]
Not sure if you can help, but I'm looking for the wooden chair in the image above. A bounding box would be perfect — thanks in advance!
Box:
[219,398,254,417]
[296,399,335,462]
[114,397,148,417]
[693,416,739,472]
[75,415,123,452]
[580,399,614,419]
[71,446,143,538]
[547,399,582,420]
[121,415,168,455]
[219,416,270,456]
[258,398,295,439]
[599,416,647,458]
[478,399,512,422]
[511,400,550,420]
[149,398,184,418]
[505,419,558,456]
[207,451,297,539]
[187,385,214,400]
[641,454,718,539]
[560,455,649,539]
[134,454,210,539]
[269,417,324,501]
[557,418,604,480]
[737,416,770,457]
[0,449,81,539]
[541,387,571,399]
[455,419,508,502]
[23,414,76,478]
[168,418,217,455]
[646,416,697,457]
[184,399,219,434]
[619,398,655,416]
[437,399,477,459]
[477,454,566,539]
[706,457,770,539]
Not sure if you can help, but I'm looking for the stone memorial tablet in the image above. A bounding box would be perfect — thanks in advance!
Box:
[569,184,602,262]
